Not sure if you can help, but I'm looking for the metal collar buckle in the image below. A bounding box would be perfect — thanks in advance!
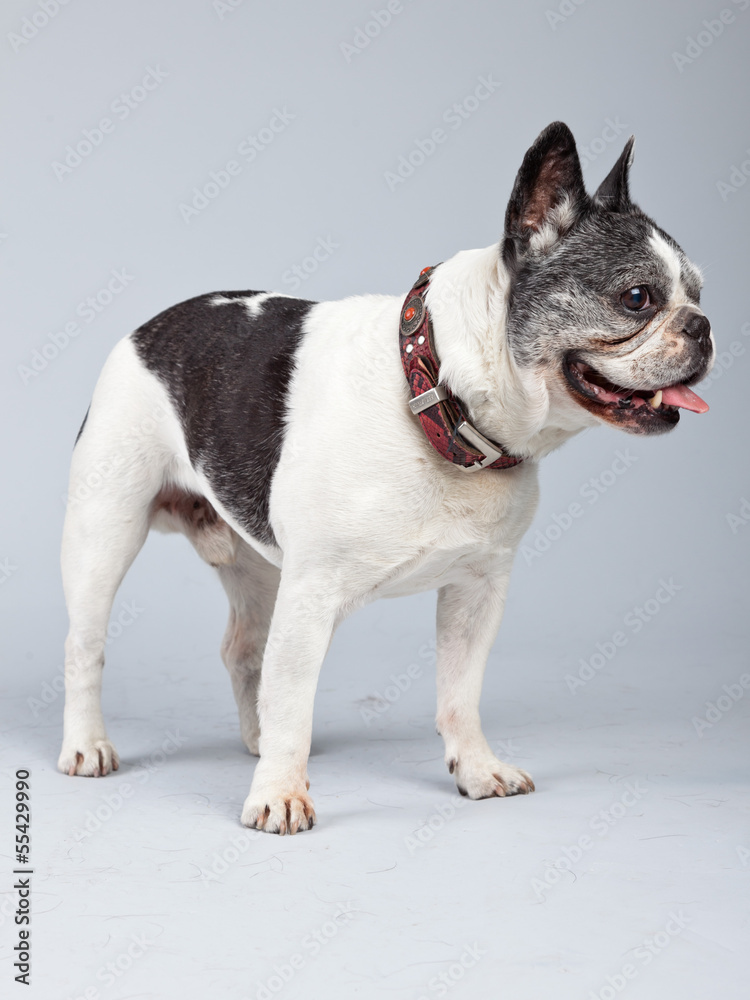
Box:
[408,386,448,416]
[409,388,503,472]
[455,420,505,472]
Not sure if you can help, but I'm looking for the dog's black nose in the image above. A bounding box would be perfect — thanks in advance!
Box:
[682,311,711,341]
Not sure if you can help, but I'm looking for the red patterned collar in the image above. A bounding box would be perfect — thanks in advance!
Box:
[399,265,523,472]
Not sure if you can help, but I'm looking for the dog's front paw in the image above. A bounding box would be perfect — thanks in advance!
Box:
[448,754,534,799]
[241,786,316,835]
[58,740,119,777]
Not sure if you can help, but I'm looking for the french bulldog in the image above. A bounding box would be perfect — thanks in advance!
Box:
[58,122,713,833]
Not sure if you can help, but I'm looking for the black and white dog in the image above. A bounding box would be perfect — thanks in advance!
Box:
[59,122,713,834]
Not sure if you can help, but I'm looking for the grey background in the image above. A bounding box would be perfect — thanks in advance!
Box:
[1,1,748,998]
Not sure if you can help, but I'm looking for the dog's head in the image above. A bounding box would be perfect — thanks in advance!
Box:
[502,122,713,434]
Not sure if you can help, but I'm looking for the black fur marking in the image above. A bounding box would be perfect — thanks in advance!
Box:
[74,405,90,445]
[593,136,635,212]
[133,291,315,546]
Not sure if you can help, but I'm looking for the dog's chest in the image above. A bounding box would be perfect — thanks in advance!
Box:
[374,540,501,598]
[370,470,539,598]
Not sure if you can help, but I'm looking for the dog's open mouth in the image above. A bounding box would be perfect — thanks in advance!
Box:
[563,355,709,429]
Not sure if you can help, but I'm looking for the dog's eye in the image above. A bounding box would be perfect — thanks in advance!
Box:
[620,286,651,311]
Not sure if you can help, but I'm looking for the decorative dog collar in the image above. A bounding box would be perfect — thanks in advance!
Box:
[399,266,523,472]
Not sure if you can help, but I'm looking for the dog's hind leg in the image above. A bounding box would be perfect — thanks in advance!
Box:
[58,339,169,777]
[216,543,280,756]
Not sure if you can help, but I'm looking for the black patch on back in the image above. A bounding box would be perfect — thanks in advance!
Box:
[133,291,315,546]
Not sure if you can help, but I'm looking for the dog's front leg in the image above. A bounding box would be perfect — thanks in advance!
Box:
[240,573,339,834]
[436,572,534,799]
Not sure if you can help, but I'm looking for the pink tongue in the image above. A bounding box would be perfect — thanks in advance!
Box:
[660,384,709,414]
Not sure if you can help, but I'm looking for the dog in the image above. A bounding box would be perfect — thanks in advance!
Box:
[58,122,714,834]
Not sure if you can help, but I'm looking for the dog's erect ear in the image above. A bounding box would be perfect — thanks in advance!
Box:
[593,136,636,212]
[503,122,586,266]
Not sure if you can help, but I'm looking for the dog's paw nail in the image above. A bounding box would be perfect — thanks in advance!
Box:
[452,759,534,800]
[241,791,316,834]
[59,742,119,777]
[492,774,508,797]
[508,769,535,795]
[448,758,457,774]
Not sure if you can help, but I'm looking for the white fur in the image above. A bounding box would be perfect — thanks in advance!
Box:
[528,194,578,254]
[649,229,690,305]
